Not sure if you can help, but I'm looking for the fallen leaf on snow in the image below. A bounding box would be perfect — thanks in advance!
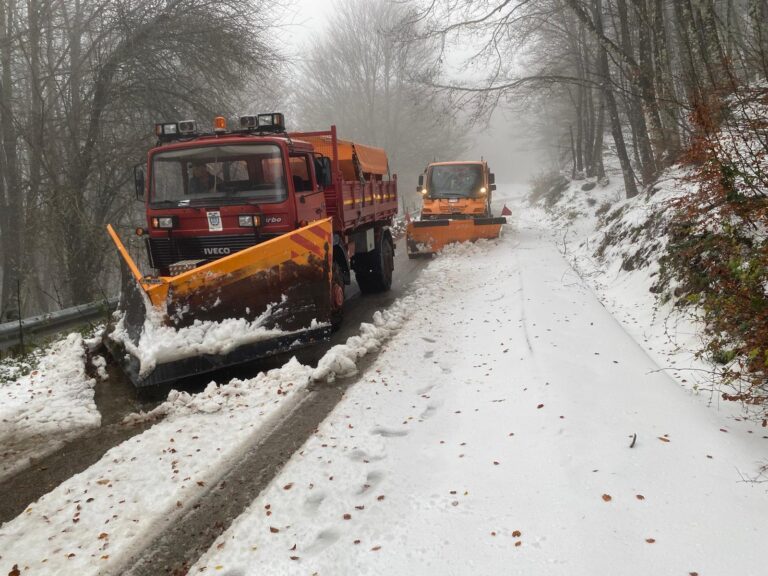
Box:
[512,530,522,537]
[270,527,280,533]
[601,494,612,502]
[645,538,656,544]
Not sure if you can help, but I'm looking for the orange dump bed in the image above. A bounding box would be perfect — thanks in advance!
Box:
[291,129,397,233]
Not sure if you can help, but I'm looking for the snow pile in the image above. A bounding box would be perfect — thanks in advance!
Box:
[312,304,411,382]
[0,333,100,481]
[110,298,303,377]
[124,356,314,424]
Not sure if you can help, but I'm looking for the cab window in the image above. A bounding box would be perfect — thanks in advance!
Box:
[289,154,313,193]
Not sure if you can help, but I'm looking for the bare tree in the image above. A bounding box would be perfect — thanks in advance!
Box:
[0,0,284,317]
[295,0,467,205]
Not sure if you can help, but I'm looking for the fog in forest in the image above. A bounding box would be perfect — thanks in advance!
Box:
[1,0,767,319]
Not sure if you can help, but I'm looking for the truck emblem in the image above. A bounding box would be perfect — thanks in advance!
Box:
[203,247,231,256]
[207,211,223,231]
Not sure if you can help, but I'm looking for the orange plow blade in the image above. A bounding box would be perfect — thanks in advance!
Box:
[406,217,506,257]
[104,219,333,387]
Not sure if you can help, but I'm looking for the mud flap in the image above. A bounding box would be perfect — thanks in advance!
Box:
[104,220,334,388]
[406,217,506,256]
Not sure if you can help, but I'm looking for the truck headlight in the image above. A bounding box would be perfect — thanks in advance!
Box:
[152,216,175,229]
[479,187,488,195]
[239,215,261,227]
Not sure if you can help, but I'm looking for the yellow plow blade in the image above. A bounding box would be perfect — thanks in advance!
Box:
[105,219,333,387]
[406,217,506,257]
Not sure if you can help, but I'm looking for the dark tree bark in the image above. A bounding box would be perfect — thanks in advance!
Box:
[0,0,24,318]
[651,0,681,160]
[617,0,656,183]
[593,0,638,197]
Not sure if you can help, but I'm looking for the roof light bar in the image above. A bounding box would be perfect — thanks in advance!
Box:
[178,120,196,135]
[256,113,285,132]
[240,115,258,130]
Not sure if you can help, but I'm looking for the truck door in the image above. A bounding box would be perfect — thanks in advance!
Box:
[291,153,326,225]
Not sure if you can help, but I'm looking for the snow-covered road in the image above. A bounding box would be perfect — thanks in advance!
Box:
[194,208,768,575]
[2,192,767,575]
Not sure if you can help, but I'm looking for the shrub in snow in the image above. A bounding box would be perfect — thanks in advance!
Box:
[656,87,768,417]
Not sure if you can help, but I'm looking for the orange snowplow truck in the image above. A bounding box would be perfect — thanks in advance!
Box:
[105,113,397,387]
[406,160,505,257]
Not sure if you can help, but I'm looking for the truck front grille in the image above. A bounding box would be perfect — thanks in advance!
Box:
[148,235,261,272]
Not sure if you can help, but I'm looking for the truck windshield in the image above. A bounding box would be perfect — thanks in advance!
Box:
[151,144,286,206]
[427,164,483,198]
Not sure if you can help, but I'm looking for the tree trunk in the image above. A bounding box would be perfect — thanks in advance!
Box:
[0,0,24,318]
[651,0,681,159]
[594,0,638,197]
[618,0,656,183]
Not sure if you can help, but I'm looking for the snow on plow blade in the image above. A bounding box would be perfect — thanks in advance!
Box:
[104,219,333,388]
[406,217,506,256]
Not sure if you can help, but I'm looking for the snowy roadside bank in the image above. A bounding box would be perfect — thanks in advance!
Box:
[0,333,101,482]
[193,216,768,575]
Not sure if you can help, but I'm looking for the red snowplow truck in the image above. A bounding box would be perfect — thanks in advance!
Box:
[106,113,397,387]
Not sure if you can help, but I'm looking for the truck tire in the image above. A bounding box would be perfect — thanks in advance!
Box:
[330,260,345,330]
[356,234,394,294]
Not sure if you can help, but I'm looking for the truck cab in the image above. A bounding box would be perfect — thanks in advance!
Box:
[417,161,496,220]
[138,114,331,276]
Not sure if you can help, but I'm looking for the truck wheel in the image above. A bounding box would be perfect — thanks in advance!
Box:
[356,234,393,294]
[330,260,345,330]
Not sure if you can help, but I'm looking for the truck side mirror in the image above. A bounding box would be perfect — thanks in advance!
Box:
[418,174,424,186]
[491,183,497,191]
[489,173,495,184]
[134,165,145,201]
[314,156,333,188]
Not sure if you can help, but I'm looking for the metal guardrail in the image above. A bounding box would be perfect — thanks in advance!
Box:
[0,298,118,352]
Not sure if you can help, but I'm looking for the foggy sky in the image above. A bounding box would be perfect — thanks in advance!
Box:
[283,0,544,184]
